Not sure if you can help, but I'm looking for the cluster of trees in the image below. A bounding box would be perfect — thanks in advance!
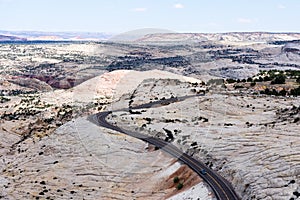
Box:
[260,86,300,96]
[270,74,286,84]
[284,69,300,78]
[226,73,287,85]
[260,88,287,96]
[226,77,257,88]
[0,89,37,96]
[259,69,300,84]
[225,69,300,96]
[226,77,263,85]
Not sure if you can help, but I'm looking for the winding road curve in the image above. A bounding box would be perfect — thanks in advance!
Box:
[88,95,240,200]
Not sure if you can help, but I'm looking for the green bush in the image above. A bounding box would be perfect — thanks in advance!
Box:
[0,96,11,103]
[290,87,300,96]
[279,89,287,96]
[254,77,263,82]
[263,76,272,82]
[226,79,236,84]
[176,183,183,190]
[173,176,179,183]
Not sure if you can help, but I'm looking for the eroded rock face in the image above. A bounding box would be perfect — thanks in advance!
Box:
[0,117,212,200]
[282,43,300,54]
[8,77,53,91]
[109,79,300,200]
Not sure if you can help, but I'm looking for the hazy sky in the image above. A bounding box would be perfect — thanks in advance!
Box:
[1,0,299,33]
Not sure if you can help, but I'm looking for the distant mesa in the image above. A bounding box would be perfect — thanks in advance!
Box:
[0,30,114,41]
[136,32,300,43]
[27,35,63,41]
[109,28,176,42]
[0,34,27,41]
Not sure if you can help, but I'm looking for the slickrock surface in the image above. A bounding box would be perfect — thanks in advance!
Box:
[110,79,300,200]
[0,70,213,200]
[2,68,300,199]
[0,117,212,200]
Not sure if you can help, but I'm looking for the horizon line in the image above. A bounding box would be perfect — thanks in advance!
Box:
[1,29,300,35]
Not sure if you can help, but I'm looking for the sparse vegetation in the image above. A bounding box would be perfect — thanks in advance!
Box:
[173,176,179,183]
[1,36,300,200]
[0,96,10,103]
[225,70,300,96]
[271,74,286,84]
[176,183,183,190]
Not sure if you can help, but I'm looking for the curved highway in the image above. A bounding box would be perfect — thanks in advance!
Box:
[88,95,240,200]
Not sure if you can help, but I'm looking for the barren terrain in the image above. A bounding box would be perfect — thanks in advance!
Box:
[1,32,300,199]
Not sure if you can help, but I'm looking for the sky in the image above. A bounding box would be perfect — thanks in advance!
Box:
[0,0,300,34]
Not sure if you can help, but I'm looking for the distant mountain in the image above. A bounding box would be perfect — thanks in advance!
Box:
[137,32,300,43]
[3,30,300,43]
[0,30,114,41]
[0,34,27,41]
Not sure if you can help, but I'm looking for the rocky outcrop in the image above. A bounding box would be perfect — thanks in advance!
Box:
[8,77,53,91]
[282,43,300,54]
[0,70,213,199]
[0,117,212,200]
[110,79,300,200]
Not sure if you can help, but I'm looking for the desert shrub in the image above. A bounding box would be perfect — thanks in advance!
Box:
[176,183,183,190]
[234,85,244,89]
[173,176,179,183]
[254,77,263,82]
[272,89,279,96]
[226,78,236,84]
[279,89,287,96]
[0,96,11,103]
[290,86,300,96]
[263,76,272,82]
[261,88,270,95]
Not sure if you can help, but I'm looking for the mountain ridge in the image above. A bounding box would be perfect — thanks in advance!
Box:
[0,30,113,41]
[137,32,300,43]
[2,30,300,42]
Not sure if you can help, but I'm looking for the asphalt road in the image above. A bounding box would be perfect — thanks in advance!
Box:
[88,95,240,200]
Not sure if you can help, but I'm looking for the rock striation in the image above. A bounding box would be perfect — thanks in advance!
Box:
[110,78,300,200]
[0,117,212,200]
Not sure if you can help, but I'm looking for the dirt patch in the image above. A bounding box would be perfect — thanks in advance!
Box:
[162,165,202,199]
